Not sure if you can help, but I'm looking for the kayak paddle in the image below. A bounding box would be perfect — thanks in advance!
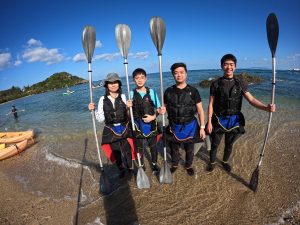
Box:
[249,13,279,192]
[115,24,150,189]
[150,16,172,184]
[82,26,114,195]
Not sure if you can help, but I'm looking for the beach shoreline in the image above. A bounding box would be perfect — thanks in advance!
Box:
[0,119,299,225]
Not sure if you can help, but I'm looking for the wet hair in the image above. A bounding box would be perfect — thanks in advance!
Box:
[132,68,146,78]
[170,62,187,74]
[221,54,237,66]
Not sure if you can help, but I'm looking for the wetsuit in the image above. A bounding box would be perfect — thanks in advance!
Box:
[95,94,133,169]
[130,87,161,166]
[12,107,18,118]
[209,76,247,164]
[164,84,202,168]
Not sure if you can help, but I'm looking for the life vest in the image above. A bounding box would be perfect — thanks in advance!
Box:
[103,95,127,125]
[132,87,155,119]
[166,85,197,124]
[213,77,243,116]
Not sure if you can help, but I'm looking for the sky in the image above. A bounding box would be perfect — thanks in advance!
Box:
[0,0,299,90]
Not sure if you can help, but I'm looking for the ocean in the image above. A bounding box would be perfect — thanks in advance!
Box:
[0,69,299,225]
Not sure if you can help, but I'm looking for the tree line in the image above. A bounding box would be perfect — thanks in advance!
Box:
[0,72,87,104]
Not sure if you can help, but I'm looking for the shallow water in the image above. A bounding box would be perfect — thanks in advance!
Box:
[0,69,299,224]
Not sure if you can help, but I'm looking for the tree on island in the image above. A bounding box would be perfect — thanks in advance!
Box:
[0,72,87,104]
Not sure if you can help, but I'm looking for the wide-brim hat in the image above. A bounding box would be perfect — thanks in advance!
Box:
[104,73,122,87]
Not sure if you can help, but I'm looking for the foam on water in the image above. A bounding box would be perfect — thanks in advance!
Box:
[45,151,83,168]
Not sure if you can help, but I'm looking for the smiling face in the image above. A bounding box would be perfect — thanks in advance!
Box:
[172,66,187,84]
[222,60,236,78]
[133,73,147,89]
[107,81,120,93]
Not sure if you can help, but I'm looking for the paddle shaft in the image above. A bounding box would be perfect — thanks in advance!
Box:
[258,57,276,166]
[123,59,143,167]
[88,63,104,169]
[157,54,168,161]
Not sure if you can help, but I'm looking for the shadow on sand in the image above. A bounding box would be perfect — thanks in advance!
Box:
[74,138,139,225]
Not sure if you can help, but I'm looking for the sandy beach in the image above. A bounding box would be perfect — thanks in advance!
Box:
[0,110,299,225]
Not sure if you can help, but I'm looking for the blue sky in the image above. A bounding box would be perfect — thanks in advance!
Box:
[0,0,299,90]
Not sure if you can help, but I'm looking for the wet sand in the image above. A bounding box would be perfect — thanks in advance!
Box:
[0,116,299,225]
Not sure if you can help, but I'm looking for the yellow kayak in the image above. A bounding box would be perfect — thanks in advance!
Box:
[0,139,28,160]
[0,130,34,144]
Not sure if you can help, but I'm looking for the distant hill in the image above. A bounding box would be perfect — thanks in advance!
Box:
[0,72,87,104]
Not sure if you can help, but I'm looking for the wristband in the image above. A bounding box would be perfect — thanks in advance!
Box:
[200,125,205,129]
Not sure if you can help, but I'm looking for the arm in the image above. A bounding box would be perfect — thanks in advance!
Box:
[196,102,206,139]
[244,92,276,112]
[206,95,214,134]
[89,96,105,122]
[123,94,133,118]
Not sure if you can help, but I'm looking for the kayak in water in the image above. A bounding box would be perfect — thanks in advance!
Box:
[63,90,75,95]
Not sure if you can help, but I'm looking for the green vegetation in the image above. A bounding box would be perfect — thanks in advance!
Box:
[0,72,87,104]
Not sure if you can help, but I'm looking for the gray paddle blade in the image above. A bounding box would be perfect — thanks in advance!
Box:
[149,16,166,55]
[266,13,279,58]
[115,24,131,58]
[100,172,114,195]
[159,161,173,184]
[82,26,96,63]
[136,167,150,189]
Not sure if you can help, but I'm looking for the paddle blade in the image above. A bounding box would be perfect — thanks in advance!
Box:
[249,166,260,192]
[266,13,279,58]
[82,26,96,63]
[136,167,150,189]
[149,16,166,55]
[100,171,114,195]
[115,24,131,59]
[159,161,173,184]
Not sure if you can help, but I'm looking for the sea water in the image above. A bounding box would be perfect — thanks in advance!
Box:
[0,69,300,224]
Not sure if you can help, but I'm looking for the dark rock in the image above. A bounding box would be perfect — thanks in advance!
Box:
[199,72,263,88]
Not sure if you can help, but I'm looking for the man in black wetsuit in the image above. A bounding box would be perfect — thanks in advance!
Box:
[206,54,276,172]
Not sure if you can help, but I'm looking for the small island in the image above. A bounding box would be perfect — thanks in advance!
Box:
[199,72,264,88]
[0,72,88,104]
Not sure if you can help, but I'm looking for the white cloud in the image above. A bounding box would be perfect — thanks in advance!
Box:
[129,51,149,60]
[27,38,42,46]
[287,53,300,61]
[14,60,22,66]
[73,53,86,62]
[96,40,102,48]
[73,51,149,63]
[94,53,121,61]
[22,39,66,65]
[0,52,11,70]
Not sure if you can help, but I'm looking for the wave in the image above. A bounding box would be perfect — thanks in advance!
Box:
[46,151,86,168]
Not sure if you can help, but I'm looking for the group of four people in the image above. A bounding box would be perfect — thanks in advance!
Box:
[88,54,275,178]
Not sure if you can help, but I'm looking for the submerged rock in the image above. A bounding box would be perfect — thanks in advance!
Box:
[199,72,263,88]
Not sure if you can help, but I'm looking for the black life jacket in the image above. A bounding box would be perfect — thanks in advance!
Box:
[132,87,155,119]
[103,95,127,125]
[213,77,243,116]
[166,85,197,124]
